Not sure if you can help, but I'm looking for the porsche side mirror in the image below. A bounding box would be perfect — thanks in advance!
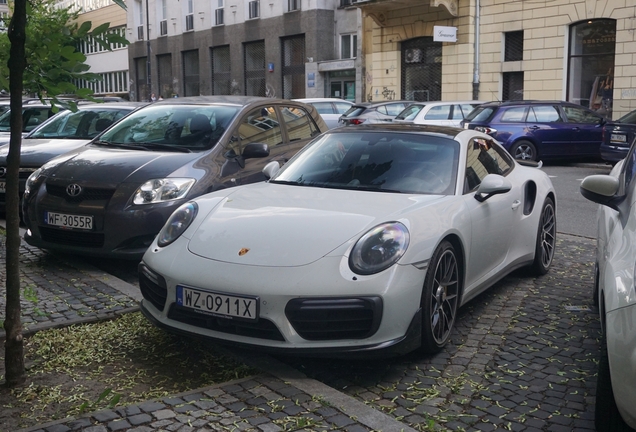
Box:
[474,174,512,202]
[580,175,623,211]
[263,161,280,179]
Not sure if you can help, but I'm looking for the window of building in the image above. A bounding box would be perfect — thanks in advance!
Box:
[214,0,224,26]
[248,0,259,19]
[287,0,300,12]
[182,50,200,97]
[211,45,231,95]
[401,37,442,102]
[341,34,357,59]
[185,0,194,31]
[567,19,616,118]
[135,0,144,41]
[158,0,168,36]
[157,54,174,99]
[502,71,524,101]
[135,57,149,101]
[282,35,305,99]
[504,31,523,62]
[244,41,265,96]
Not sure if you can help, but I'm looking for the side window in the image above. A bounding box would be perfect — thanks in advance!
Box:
[334,102,352,114]
[500,107,527,122]
[562,106,603,124]
[386,103,406,116]
[457,104,478,119]
[23,108,51,131]
[464,138,513,193]
[424,105,451,120]
[280,105,320,142]
[238,106,282,148]
[312,102,334,114]
[527,105,561,123]
[376,106,388,115]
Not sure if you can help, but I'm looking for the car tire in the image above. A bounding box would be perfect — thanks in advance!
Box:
[596,331,635,432]
[531,197,556,275]
[510,140,538,161]
[420,240,460,353]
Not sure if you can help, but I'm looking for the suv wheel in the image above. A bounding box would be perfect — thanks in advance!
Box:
[510,140,537,161]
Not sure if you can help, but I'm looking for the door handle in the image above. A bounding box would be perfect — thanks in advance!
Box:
[511,200,521,210]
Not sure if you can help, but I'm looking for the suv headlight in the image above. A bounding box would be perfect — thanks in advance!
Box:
[132,178,195,205]
[24,167,43,194]
[157,201,198,247]
[349,222,410,275]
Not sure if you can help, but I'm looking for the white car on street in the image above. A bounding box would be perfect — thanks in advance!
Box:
[139,124,556,356]
[581,152,636,431]
[392,100,485,127]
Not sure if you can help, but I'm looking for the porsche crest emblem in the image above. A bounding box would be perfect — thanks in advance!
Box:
[238,248,250,256]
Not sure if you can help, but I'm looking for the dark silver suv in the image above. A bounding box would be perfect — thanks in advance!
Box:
[22,96,328,259]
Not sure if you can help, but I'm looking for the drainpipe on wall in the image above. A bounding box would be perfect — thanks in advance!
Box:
[472,0,480,100]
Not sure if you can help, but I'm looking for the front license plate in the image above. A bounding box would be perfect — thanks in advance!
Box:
[176,285,258,321]
[44,211,93,230]
[611,133,627,143]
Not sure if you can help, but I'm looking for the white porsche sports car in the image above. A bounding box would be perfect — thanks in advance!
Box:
[139,124,556,356]
[581,150,636,431]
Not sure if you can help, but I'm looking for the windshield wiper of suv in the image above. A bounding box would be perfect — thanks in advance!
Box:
[92,141,191,153]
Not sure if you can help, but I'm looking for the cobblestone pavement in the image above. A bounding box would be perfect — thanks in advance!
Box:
[1,232,601,432]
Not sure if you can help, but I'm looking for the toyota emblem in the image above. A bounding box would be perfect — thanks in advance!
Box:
[66,184,82,197]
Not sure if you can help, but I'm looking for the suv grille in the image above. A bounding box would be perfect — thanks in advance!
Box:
[45,183,116,203]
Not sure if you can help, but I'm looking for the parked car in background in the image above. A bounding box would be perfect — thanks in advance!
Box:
[462,100,606,161]
[0,102,146,212]
[0,103,62,144]
[393,100,484,127]
[600,108,636,164]
[580,147,636,432]
[293,98,354,129]
[22,96,328,259]
[138,124,556,357]
[339,100,414,126]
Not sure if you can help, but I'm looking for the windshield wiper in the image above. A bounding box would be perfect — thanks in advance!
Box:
[136,143,192,153]
[92,140,145,150]
[269,180,302,186]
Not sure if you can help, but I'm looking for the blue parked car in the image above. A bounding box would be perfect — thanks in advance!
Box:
[600,108,636,164]
[461,100,606,162]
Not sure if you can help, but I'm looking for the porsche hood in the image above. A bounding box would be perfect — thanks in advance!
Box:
[186,183,443,267]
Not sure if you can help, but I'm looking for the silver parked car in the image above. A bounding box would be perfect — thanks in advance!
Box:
[339,100,414,126]
[293,98,354,129]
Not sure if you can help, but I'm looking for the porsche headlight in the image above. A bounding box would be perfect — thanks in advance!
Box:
[24,167,43,194]
[349,222,410,275]
[157,201,198,247]
[132,178,195,205]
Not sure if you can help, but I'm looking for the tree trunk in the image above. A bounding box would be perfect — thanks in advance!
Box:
[3,0,27,388]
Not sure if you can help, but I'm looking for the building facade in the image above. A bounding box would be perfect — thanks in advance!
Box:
[126,0,361,102]
[56,0,130,99]
[355,0,634,120]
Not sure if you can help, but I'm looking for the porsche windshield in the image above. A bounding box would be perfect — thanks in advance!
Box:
[97,104,238,151]
[271,131,460,195]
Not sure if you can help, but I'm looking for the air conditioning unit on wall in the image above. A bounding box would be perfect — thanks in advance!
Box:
[405,48,423,63]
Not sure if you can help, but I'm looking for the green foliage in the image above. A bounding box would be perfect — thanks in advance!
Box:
[0,0,129,108]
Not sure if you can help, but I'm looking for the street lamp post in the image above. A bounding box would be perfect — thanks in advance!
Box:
[146,0,151,101]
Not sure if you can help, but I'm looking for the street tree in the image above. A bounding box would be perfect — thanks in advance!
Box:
[2,0,126,388]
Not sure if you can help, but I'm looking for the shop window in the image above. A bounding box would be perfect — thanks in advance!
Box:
[567,19,616,118]
[282,35,306,99]
[244,41,266,96]
[182,50,200,97]
[211,45,231,95]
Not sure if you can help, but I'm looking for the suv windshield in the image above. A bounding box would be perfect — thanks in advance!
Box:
[98,104,238,151]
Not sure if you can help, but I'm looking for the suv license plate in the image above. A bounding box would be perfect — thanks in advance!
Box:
[176,285,258,321]
[44,212,93,230]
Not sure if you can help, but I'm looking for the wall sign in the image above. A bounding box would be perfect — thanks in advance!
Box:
[433,26,457,42]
